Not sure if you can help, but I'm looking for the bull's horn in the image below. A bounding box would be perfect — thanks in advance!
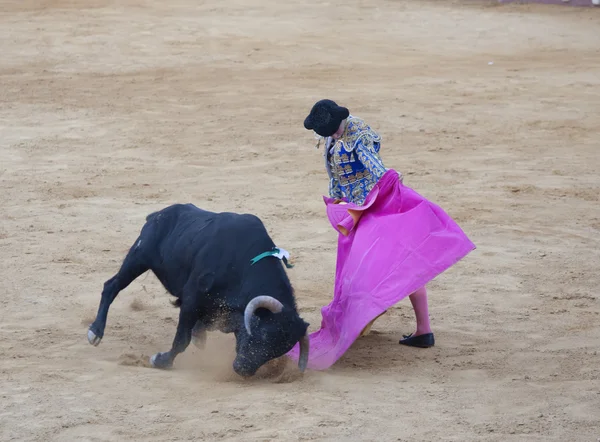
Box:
[298,335,309,373]
[244,296,284,335]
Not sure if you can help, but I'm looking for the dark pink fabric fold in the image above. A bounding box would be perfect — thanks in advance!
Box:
[287,170,476,370]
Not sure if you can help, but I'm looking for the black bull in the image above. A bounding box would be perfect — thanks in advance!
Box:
[87,203,309,377]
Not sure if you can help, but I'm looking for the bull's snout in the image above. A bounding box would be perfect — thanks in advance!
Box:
[233,357,259,378]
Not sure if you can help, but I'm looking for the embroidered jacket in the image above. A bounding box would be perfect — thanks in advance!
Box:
[324,115,388,206]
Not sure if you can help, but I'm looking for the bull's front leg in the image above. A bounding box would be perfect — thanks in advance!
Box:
[150,299,199,369]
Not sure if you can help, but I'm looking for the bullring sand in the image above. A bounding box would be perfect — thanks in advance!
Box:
[1,0,599,440]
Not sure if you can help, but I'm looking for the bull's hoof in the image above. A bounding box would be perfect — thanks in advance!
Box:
[150,352,173,369]
[87,329,102,346]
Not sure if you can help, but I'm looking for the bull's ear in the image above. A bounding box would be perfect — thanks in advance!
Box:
[302,320,310,334]
[254,308,271,319]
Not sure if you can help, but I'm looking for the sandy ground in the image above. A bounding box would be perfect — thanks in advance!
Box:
[1,0,599,440]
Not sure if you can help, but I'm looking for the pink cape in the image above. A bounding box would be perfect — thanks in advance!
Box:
[287,169,476,370]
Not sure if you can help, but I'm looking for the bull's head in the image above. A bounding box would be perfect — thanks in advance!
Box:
[233,296,309,377]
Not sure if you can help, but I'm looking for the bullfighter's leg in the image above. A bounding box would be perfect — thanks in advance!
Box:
[150,290,201,369]
[88,239,149,346]
[191,320,207,349]
[399,285,435,348]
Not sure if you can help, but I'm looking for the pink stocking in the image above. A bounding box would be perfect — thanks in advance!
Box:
[408,286,432,336]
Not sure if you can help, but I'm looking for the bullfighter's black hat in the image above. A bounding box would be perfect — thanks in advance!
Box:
[303,99,350,138]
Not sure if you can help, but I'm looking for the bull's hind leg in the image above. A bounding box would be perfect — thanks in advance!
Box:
[88,238,149,346]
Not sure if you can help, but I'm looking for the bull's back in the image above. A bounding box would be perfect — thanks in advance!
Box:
[145,203,212,226]
[141,204,272,285]
[146,204,266,241]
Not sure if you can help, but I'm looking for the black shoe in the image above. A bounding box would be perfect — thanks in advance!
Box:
[399,333,435,348]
